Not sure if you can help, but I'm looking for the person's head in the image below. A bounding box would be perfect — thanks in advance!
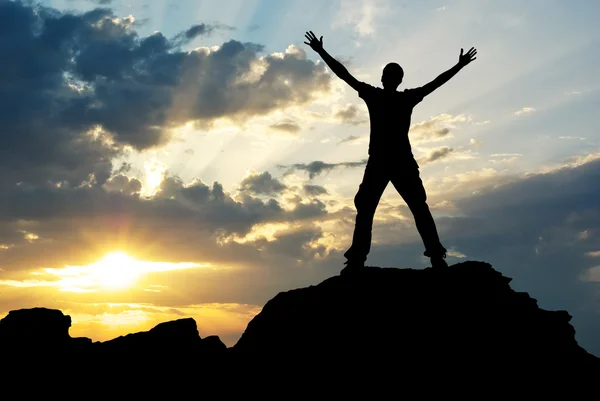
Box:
[381,62,404,90]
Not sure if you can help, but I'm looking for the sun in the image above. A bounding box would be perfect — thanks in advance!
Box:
[93,251,141,290]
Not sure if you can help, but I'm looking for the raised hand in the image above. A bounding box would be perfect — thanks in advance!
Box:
[304,31,323,53]
[458,47,477,67]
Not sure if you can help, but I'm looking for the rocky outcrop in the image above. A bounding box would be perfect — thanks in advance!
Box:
[99,317,226,352]
[233,261,599,371]
[0,307,75,349]
[0,307,226,353]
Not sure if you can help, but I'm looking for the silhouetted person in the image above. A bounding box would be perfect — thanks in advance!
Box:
[304,31,477,272]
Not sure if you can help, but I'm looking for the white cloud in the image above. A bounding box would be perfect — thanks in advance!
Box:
[470,138,482,147]
[489,154,523,164]
[536,152,600,174]
[565,89,591,96]
[490,153,524,157]
[558,136,586,140]
[436,6,447,11]
[447,249,466,258]
[514,107,536,116]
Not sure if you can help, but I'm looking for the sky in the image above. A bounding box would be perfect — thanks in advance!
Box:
[0,0,599,353]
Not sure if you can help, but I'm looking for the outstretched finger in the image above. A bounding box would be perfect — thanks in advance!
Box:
[305,34,311,41]
[304,41,310,45]
[460,48,464,56]
[310,31,317,40]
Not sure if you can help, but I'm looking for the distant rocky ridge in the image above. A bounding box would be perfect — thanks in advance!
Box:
[1,261,598,372]
[0,307,226,353]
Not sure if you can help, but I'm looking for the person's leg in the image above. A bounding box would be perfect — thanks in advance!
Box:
[343,157,389,267]
[390,163,447,267]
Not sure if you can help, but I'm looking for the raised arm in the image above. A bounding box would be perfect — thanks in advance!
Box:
[420,47,477,97]
[304,31,363,92]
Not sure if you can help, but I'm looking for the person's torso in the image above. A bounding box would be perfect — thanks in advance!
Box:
[361,88,416,158]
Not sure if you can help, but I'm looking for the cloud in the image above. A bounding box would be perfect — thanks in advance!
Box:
[488,153,523,165]
[514,107,536,116]
[490,153,523,157]
[447,249,466,258]
[269,120,302,134]
[171,23,231,46]
[417,147,455,165]
[409,114,470,143]
[238,172,288,196]
[71,0,112,4]
[338,135,363,144]
[304,184,329,196]
[0,1,331,190]
[0,160,338,275]
[565,89,591,96]
[558,136,586,140]
[334,104,368,126]
[470,138,482,147]
[279,159,367,179]
[102,174,143,196]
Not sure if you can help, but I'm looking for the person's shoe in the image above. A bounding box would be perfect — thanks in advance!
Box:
[341,259,366,275]
[430,255,448,268]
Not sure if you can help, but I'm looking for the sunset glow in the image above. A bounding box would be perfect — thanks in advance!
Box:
[90,252,141,290]
[0,252,209,294]
[47,252,208,293]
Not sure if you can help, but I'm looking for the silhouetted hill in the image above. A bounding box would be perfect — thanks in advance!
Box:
[1,261,598,379]
[0,307,226,353]
[233,261,598,371]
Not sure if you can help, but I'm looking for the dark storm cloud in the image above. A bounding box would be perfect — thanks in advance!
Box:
[239,172,288,196]
[102,174,142,195]
[0,1,330,189]
[279,159,367,179]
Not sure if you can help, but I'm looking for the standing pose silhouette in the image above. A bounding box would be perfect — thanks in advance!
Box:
[304,31,477,273]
